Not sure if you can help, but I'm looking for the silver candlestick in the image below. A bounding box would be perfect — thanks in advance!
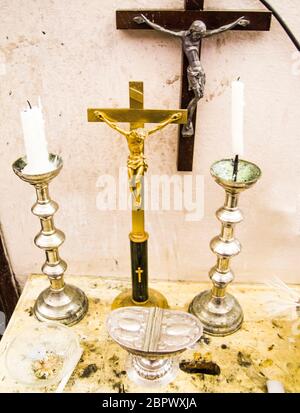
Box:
[13,154,88,325]
[189,159,261,336]
[107,306,203,387]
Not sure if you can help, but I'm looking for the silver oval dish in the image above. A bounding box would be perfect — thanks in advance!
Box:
[106,306,203,358]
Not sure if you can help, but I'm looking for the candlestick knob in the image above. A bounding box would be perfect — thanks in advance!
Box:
[189,159,261,336]
[13,154,88,326]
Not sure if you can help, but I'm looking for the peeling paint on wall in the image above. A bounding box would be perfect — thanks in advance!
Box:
[0,1,300,285]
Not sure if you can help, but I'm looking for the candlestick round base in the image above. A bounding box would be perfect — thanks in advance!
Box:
[34,284,88,326]
[111,288,168,310]
[189,290,243,336]
[126,355,178,388]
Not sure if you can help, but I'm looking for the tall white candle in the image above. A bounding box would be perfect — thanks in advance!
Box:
[21,99,52,174]
[231,79,245,157]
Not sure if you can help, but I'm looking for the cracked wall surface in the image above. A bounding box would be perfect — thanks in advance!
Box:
[0,1,300,285]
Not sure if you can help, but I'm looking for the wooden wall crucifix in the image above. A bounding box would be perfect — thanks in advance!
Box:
[116,1,272,171]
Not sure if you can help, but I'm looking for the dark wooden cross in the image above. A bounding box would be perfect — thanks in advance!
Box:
[116,0,272,171]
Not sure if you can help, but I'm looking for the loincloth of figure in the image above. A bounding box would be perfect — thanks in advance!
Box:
[187,65,206,93]
[127,155,148,173]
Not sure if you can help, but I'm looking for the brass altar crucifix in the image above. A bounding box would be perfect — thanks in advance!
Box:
[88,82,187,309]
[116,1,272,171]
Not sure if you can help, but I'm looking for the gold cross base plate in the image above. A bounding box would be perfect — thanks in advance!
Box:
[111,288,169,310]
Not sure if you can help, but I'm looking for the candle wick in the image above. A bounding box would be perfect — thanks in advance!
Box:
[233,154,239,182]
[27,100,32,109]
[237,77,240,81]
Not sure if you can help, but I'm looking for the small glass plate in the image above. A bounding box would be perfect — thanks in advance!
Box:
[5,322,81,388]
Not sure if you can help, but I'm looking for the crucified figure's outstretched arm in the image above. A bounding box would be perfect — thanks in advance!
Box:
[148,113,182,136]
[94,111,129,137]
[203,17,250,38]
[134,14,184,38]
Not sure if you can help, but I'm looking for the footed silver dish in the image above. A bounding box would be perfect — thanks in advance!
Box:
[106,306,203,387]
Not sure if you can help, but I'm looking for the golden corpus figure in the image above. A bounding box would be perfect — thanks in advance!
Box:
[94,111,182,209]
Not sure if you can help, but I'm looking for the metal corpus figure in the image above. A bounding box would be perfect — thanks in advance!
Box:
[94,111,182,209]
[134,14,249,137]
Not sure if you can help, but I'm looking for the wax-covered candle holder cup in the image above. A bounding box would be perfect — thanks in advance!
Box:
[107,307,203,387]
[13,154,88,326]
[189,159,261,336]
